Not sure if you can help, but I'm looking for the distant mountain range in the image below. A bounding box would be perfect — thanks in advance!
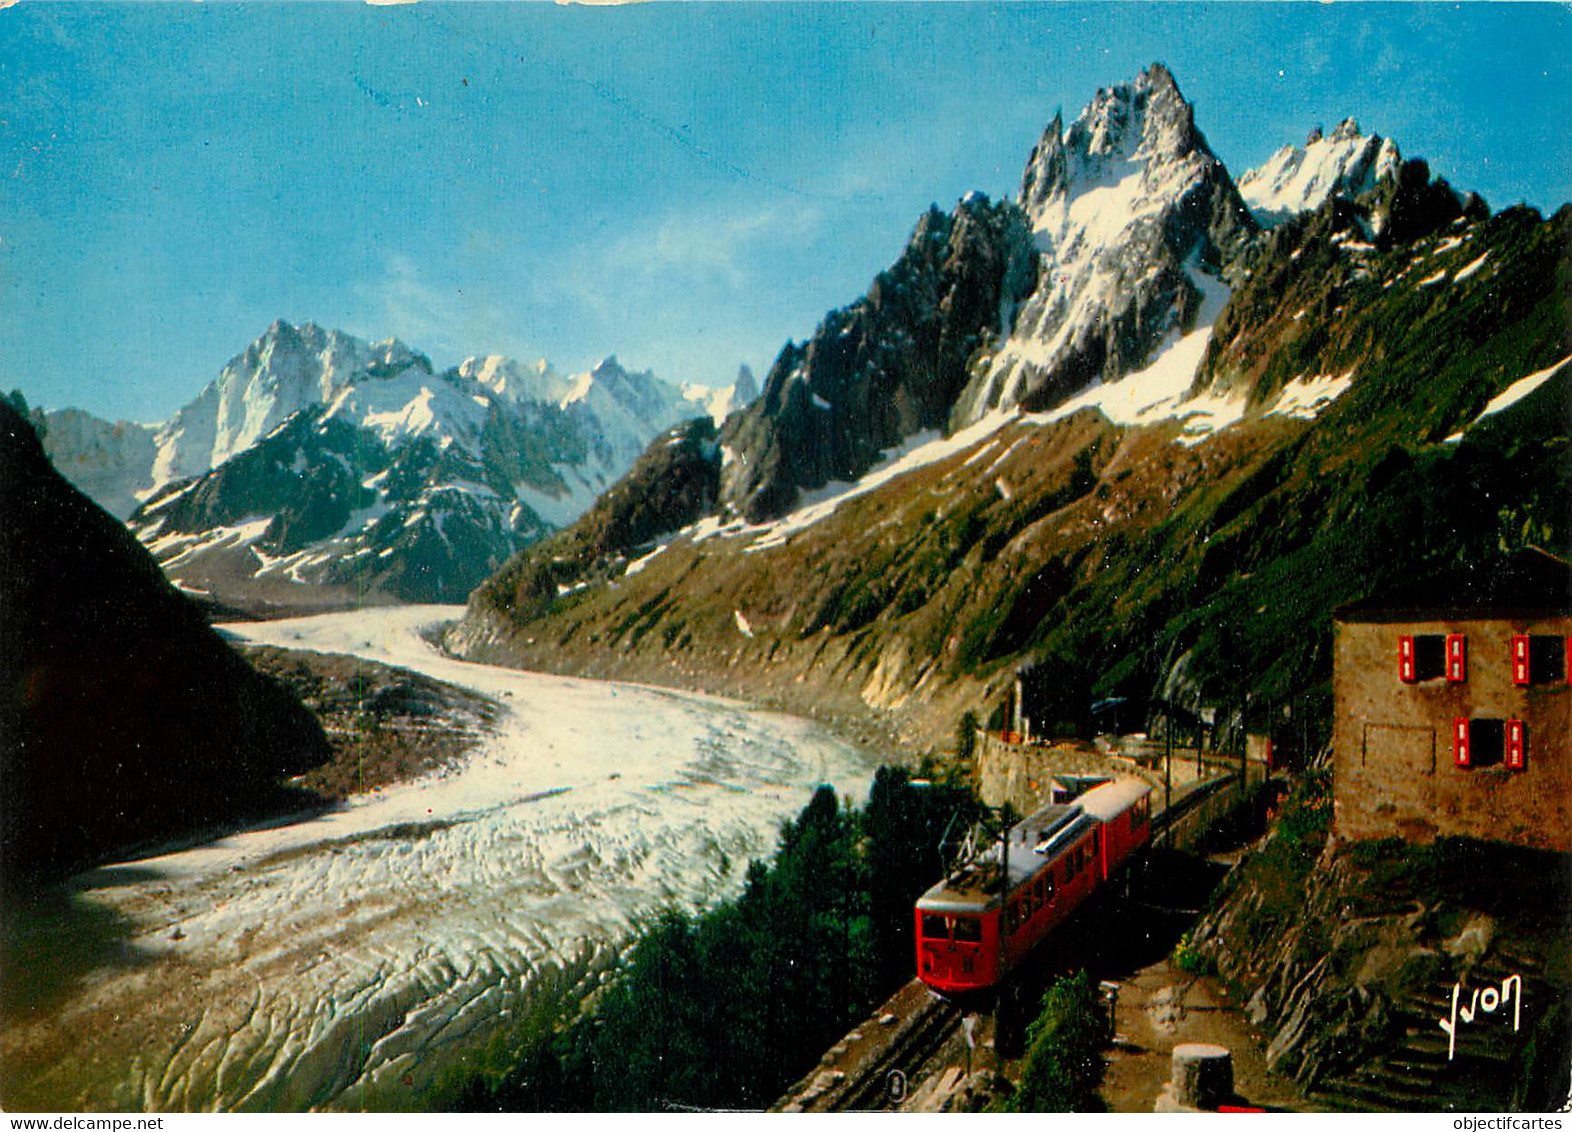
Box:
[32,322,751,606]
[449,63,1570,749]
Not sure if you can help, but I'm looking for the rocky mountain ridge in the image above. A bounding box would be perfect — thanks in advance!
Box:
[37,321,740,606]
[451,63,1570,756]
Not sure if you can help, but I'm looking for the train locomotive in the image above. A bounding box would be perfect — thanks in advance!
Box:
[914,777,1152,999]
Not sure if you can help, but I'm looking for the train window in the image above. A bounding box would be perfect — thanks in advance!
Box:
[953,917,983,943]
[921,914,948,940]
[1133,795,1150,826]
[1044,873,1055,900]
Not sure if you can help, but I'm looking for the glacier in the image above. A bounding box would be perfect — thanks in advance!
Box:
[0,606,876,1111]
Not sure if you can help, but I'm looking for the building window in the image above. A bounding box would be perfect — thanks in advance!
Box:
[1401,635,1449,682]
[1454,718,1521,770]
[1512,635,1568,686]
[1506,720,1528,771]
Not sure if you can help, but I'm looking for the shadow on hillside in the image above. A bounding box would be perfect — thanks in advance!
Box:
[0,871,155,1022]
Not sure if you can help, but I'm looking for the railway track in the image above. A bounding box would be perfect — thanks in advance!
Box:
[773,980,962,1112]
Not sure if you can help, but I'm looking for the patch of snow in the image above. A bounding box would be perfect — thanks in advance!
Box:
[559,370,596,410]
[624,543,668,577]
[961,439,1001,468]
[741,410,1018,553]
[1453,253,1491,282]
[1267,371,1356,421]
[1446,354,1572,442]
[140,479,201,514]
[733,610,755,638]
[1417,269,1449,288]
[983,436,1027,476]
[1170,387,1250,447]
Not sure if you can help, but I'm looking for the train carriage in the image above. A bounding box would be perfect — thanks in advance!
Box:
[914,778,1152,999]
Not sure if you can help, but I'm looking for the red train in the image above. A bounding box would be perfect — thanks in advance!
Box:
[914,778,1152,998]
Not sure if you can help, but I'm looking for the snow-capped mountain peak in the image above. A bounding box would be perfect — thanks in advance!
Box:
[31,318,710,606]
[953,63,1253,426]
[1238,118,1402,227]
[151,320,430,485]
[458,354,571,406]
[1019,62,1206,235]
[681,364,759,427]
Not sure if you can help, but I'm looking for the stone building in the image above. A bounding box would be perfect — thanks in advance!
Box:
[1332,548,1570,852]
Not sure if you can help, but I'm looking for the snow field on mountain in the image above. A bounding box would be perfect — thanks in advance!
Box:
[8,606,873,1110]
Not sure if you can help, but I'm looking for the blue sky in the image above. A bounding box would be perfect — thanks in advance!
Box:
[4,2,1569,423]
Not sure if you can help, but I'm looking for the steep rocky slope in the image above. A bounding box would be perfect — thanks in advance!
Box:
[453,64,1570,753]
[1191,775,1571,1111]
[718,196,1035,522]
[0,401,330,878]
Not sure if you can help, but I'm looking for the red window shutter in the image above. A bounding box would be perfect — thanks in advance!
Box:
[1506,720,1526,770]
[1512,635,1531,685]
[1446,634,1467,682]
[1399,636,1417,683]
[1453,718,1471,768]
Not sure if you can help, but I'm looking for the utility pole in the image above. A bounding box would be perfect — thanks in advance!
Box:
[1163,699,1172,819]
[1240,696,1251,789]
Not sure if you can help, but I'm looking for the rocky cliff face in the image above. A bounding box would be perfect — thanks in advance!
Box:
[718,195,1035,523]
[1193,794,1571,1111]
[0,401,329,877]
[37,408,158,520]
[951,63,1256,427]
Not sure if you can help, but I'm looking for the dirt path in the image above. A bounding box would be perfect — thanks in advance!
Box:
[1102,957,1309,1112]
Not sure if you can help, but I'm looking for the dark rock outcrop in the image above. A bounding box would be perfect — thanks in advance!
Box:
[0,401,330,878]
[718,194,1036,523]
[472,416,722,625]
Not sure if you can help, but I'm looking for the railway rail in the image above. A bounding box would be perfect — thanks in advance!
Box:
[773,980,961,1112]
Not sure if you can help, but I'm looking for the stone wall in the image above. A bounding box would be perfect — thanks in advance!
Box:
[975,732,1160,813]
[1332,616,1571,851]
